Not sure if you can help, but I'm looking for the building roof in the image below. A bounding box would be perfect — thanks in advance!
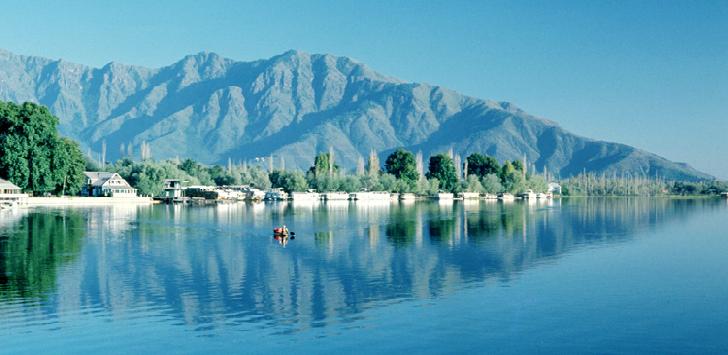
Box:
[84,172,133,189]
[0,178,21,190]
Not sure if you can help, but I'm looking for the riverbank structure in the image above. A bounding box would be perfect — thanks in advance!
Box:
[81,172,138,197]
[0,179,28,207]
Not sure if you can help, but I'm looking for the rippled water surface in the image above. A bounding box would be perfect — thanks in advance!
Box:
[1,198,727,353]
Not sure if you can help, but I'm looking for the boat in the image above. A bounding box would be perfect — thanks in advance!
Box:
[273,227,291,236]
[399,193,416,201]
[458,192,480,199]
[322,192,349,201]
[536,192,549,199]
[351,191,391,201]
[290,191,320,201]
[433,192,454,200]
[518,189,537,199]
[264,189,288,201]
[483,193,499,200]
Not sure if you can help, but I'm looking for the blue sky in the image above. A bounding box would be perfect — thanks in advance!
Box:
[1,0,726,177]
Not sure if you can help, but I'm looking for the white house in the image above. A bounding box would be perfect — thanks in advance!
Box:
[0,178,28,207]
[81,172,137,197]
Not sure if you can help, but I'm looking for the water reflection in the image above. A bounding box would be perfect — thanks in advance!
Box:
[0,210,86,300]
[0,198,723,335]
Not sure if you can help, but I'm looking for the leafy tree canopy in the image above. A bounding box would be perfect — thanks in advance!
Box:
[426,154,459,192]
[466,153,500,177]
[385,148,420,184]
[0,101,85,195]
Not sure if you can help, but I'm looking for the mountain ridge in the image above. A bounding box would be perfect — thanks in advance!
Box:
[0,48,712,180]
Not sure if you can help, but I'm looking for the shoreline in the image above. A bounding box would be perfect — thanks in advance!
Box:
[25,196,155,206]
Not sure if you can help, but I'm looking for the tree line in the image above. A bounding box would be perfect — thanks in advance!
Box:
[2,101,726,197]
[561,172,728,196]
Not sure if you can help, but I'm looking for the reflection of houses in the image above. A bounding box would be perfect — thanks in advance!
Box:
[0,178,28,207]
[81,172,137,197]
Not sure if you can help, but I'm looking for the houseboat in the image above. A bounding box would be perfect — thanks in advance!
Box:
[458,192,480,199]
[291,191,320,201]
[161,179,187,203]
[498,193,515,201]
[322,192,349,201]
[351,191,391,201]
[518,189,537,199]
[433,192,454,200]
[264,189,288,201]
[399,193,416,201]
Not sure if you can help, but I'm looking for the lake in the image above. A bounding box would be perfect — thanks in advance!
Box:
[1,198,727,354]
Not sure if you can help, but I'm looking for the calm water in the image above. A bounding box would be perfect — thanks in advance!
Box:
[1,198,727,354]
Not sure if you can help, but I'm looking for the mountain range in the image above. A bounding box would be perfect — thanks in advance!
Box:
[0,48,711,180]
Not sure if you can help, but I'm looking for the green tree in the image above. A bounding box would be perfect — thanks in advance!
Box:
[0,101,85,195]
[512,159,525,172]
[426,154,458,192]
[466,153,500,177]
[464,174,484,192]
[50,138,86,195]
[526,174,548,193]
[481,173,504,193]
[270,170,308,193]
[385,148,420,184]
[308,152,338,178]
[499,161,526,193]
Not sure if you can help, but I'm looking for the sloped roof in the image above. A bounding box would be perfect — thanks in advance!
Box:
[84,172,133,189]
[0,178,21,190]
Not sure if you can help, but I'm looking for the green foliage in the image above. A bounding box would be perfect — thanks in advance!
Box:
[562,173,727,196]
[269,170,308,193]
[427,154,459,192]
[463,174,485,193]
[385,148,420,186]
[308,153,338,178]
[0,101,86,195]
[481,173,503,193]
[108,158,272,196]
[525,174,548,193]
[50,138,86,195]
[512,159,524,172]
[499,161,526,193]
[466,153,500,177]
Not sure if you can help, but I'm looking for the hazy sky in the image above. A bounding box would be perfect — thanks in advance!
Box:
[1,0,726,177]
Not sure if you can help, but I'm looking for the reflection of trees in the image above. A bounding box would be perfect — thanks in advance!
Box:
[385,204,419,246]
[0,210,85,299]
[2,199,718,334]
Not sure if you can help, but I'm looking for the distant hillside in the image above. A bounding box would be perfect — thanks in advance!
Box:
[0,48,712,180]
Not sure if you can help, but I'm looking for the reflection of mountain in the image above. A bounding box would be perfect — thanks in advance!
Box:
[0,199,720,333]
